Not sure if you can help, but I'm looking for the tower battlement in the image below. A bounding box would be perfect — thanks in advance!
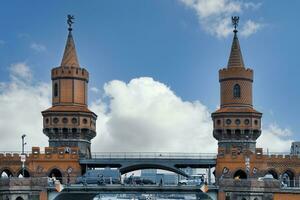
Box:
[219,67,253,81]
[51,66,89,81]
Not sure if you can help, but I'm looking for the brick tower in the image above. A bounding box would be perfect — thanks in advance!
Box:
[211,17,262,153]
[42,17,97,158]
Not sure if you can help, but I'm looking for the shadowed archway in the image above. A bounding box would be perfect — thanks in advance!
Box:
[0,168,13,178]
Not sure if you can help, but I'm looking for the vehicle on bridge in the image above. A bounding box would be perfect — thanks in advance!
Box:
[124,176,155,185]
[76,169,121,185]
[178,174,205,186]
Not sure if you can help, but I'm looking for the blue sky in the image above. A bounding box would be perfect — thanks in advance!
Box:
[0,0,299,151]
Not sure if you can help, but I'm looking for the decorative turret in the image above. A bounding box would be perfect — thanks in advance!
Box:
[42,15,97,158]
[212,16,262,153]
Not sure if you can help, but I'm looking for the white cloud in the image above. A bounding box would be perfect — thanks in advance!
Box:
[0,63,50,151]
[92,77,216,152]
[90,87,100,93]
[0,69,293,154]
[30,42,46,52]
[179,0,263,38]
[240,20,262,37]
[9,62,33,82]
[258,124,293,153]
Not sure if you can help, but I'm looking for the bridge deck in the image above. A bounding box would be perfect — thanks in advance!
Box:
[81,152,217,169]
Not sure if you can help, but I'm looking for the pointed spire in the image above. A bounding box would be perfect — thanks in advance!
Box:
[61,15,80,68]
[227,16,245,68]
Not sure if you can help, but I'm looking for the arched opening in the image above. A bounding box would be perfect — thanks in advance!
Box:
[282,170,295,187]
[233,84,241,98]
[226,129,231,138]
[54,128,59,133]
[235,129,241,139]
[49,168,63,183]
[253,130,260,139]
[17,169,30,178]
[266,169,278,179]
[0,169,13,178]
[82,128,89,134]
[244,129,250,139]
[16,197,24,200]
[54,83,58,97]
[233,169,247,179]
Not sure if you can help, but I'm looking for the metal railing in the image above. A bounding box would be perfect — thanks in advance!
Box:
[90,152,217,159]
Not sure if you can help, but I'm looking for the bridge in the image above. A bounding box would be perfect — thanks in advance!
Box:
[48,184,218,200]
[81,152,217,177]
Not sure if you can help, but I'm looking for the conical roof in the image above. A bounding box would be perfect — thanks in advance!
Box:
[61,31,80,67]
[227,31,244,68]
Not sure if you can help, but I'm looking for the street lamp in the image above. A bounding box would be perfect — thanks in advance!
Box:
[21,134,27,177]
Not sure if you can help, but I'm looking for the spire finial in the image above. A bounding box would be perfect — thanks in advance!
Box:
[67,15,75,32]
[61,15,80,67]
[231,16,239,34]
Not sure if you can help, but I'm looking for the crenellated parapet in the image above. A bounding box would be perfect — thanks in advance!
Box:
[216,147,300,185]
[0,147,81,182]
[219,67,253,82]
[51,66,89,82]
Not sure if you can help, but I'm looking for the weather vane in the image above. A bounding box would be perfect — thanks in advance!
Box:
[231,16,239,33]
[67,15,75,31]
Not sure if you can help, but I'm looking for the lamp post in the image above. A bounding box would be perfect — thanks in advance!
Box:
[21,134,27,177]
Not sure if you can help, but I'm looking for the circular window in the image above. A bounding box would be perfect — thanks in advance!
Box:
[217,120,221,125]
[244,119,250,125]
[72,118,77,124]
[53,118,59,124]
[62,118,68,124]
[235,119,241,125]
[83,118,88,124]
[254,120,258,125]
[226,119,231,125]
[45,118,49,124]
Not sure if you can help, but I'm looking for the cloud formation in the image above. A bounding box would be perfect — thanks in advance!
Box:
[30,42,46,52]
[0,63,50,151]
[0,65,293,153]
[257,123,293,153]
[179,0,263,38]
[92,77,216,152]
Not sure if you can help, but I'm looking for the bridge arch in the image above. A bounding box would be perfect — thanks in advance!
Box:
[0,167,14,178]
[120,164,188,177]
[265,168,279,179]
[233,169,247,179]
[281,169,295,187]
[16,168,31,178]
[48,167,63,183]
[16,197,24,200]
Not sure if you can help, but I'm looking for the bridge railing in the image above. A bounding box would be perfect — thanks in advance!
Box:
[90,152,217,159]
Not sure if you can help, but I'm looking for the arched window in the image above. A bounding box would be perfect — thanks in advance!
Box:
[266,169,278,179]
[282,170,295,187]
[0,169,13,178]
[54,83,58,97]
[17,169,30,178]
[49,168,63,183]
[233,84,241,98]
[233,169,247,179]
